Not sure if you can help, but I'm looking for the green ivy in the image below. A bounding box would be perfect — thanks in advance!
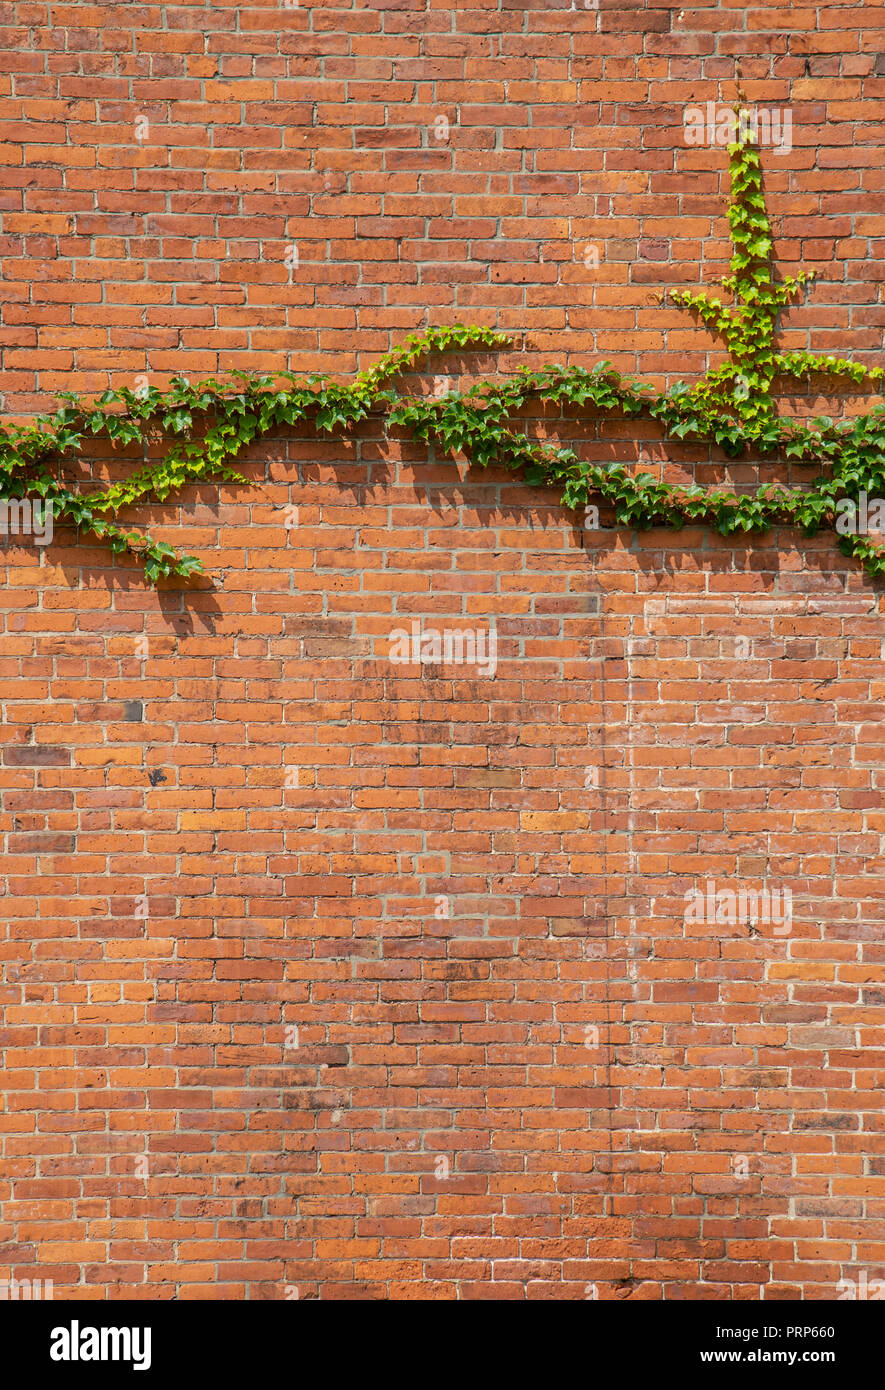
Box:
[2,121,884,584]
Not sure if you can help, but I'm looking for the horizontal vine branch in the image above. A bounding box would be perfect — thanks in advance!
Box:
[2,122,883,584]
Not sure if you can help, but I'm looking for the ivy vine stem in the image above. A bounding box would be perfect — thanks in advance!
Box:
[1,123,883,584]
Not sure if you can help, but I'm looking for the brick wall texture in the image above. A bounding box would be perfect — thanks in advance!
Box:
[1,1,885,1300]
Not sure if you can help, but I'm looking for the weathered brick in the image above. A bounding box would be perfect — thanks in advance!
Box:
[0,0,882,1307]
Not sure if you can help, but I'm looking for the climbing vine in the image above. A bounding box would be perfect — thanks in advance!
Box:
[2,118,884,584]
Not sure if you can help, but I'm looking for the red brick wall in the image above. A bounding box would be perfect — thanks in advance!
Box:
[1,2,884,1300]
